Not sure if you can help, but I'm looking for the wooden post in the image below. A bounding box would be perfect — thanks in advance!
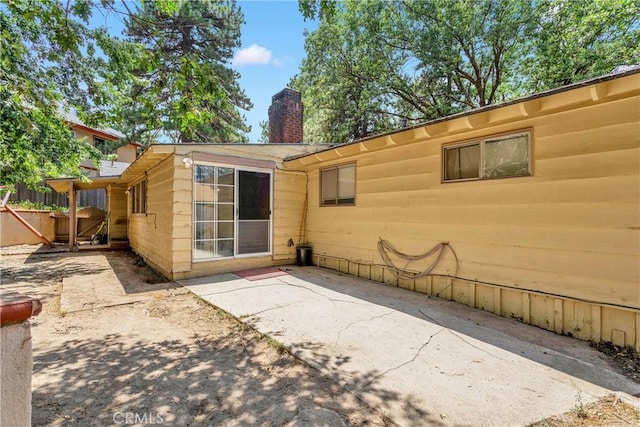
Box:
[635,313,640,352]
[68,182,77,252]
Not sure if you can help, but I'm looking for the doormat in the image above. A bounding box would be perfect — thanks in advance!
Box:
[234,267,289,281]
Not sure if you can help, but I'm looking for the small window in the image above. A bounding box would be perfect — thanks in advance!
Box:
[321,163,355,206]
[94,137,112,155]
[444,143,480,180]
[131,180,147,213]
[443,131,530,182]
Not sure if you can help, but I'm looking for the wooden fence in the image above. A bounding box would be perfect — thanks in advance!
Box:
[9,183,106,210]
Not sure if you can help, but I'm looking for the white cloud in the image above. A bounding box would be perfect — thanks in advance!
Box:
[232,44,272,66]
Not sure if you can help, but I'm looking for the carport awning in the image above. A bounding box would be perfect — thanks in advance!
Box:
[46,145,176,193]
[46,176,121,193]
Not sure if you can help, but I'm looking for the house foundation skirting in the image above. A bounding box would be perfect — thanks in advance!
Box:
[312,254,640,351]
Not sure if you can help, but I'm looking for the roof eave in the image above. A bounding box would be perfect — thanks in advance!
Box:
[46,176,121,193]
[284,68,640,167]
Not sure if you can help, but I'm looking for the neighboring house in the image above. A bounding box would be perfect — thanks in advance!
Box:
[47,69,640,350]
[69,116,140,209]
[67,113,140,172]
[11,114,139,209]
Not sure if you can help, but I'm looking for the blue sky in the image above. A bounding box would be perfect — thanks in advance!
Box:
[234,1,317,142]
[91,0,317,142]
[90,1,315,143]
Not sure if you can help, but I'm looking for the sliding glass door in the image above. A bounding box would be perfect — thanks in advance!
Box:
[237,170,271,255]
[193,164,271,261]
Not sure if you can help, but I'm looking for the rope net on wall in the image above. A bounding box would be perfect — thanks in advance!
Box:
[377,238,459,281]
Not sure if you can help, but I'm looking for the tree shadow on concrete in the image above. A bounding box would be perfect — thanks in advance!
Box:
[288,340,446,426]
[1,252,111,302]
[3,253,110,284]
[214,304,446,426]
[32,329,440,426]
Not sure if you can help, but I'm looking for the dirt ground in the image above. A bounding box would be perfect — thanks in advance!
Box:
[1,249,388,426]
[528,394,640,427]
[1,247,638,426]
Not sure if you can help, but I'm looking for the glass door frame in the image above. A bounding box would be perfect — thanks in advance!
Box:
[192,161,273,262]
[234,167,273,258]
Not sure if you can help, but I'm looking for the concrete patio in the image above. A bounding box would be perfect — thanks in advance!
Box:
[179,266,639,427]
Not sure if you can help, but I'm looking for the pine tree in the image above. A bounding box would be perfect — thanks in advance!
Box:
[121,0,252,143]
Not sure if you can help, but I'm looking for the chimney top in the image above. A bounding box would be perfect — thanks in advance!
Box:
[268,88,303,144]
[271,88,302,103]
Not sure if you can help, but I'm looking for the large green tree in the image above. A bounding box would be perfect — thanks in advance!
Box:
[295,0,639,144]
[118,0,252,143]
[1,0,254,191]
[291,1,406,143]
[526,0,640,91]
[405,0,535,111]
[0,0,108,190]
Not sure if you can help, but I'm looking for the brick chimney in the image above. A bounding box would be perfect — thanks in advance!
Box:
[268,88,303,143]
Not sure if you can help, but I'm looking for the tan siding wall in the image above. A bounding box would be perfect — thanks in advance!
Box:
[107,184,128,240]
[128,157,175,278]
[116,145,137,163]
[72,128,98,144]
[127,148,309,280]
[171,156,193,275]
[273,170,306,261]
[71,127,118,145]
[176,256,277,281]
[303,92,640,349]
[169,164,306,280]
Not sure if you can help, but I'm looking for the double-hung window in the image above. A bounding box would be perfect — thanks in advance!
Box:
[443,131,531,182]
[320,163,356,206]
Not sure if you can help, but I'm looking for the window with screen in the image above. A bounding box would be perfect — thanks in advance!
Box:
[320,163,355,206]
[443,131,530,182]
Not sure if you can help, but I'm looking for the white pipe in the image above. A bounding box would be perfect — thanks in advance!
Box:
[0,189,11,208]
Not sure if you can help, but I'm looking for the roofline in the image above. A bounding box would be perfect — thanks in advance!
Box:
[124,141,142,147]
[285,67,640,162]
[129,142,323,165]
[140,142,322,147]
[67,122,122,140]
[117,142,330,184]
[46,175,121,193]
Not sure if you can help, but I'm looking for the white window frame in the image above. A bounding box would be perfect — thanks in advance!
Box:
[320,162,356,207]
[192,162,273,262]
[442,130,532,183]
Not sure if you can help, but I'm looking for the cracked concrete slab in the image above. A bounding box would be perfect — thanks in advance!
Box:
[179,266,640,427]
